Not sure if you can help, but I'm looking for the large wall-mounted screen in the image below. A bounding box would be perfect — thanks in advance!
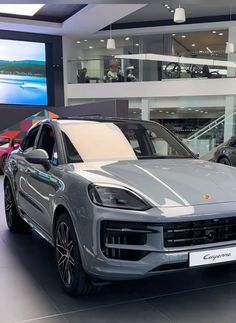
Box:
[0,39,47,106]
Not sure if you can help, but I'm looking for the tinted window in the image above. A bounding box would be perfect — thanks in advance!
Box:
[37,125,55,160]
[21,126,40,151]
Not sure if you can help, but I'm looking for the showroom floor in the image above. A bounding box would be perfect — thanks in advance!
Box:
[1,177,236,323]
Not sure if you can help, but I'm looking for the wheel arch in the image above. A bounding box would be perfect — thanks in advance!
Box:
[217,155,230,163]
[52,203,88,269]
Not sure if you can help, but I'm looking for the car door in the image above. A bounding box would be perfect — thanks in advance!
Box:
[15,125,41,217]
[22,123,62,235]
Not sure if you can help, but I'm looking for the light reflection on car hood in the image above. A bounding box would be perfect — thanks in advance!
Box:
[71,159,236,208]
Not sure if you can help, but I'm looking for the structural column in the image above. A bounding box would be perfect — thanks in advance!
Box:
[141,98,150,120]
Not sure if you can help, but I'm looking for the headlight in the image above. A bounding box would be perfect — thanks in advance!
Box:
[88,184,150,211]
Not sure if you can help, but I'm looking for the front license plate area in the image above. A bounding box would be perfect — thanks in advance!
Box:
[189,246,236,267]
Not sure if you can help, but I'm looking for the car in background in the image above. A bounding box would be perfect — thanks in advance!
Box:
[215,135,236,166]
[4,118,236,296]
[0,137,21,174]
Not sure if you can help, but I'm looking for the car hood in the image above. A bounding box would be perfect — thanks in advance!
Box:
[71,159,236,208]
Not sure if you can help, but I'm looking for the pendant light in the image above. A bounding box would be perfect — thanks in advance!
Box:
[107,24,116,50]
[174,5,186,23]
[225,5,234,54]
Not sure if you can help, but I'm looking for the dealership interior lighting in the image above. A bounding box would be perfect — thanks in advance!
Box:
[0,4,44,16]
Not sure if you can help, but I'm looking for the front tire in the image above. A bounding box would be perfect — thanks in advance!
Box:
[0,154,7,174]
[55,214,98,296]
[218,157,231,166]
[4,181,31,233]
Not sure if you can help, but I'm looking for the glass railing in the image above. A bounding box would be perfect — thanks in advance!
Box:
[183,111,236,158]
[68,55,231,84]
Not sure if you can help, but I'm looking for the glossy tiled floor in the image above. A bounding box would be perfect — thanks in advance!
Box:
[1,177,236,323]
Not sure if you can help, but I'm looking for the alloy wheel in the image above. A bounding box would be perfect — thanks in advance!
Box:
[56,222,76,287]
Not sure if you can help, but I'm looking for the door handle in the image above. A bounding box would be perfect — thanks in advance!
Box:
[25,168,32,175]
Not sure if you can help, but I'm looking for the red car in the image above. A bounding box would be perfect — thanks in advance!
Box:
[0,137,21,174]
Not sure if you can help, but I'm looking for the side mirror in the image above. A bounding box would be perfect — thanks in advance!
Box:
[24,149,51,171]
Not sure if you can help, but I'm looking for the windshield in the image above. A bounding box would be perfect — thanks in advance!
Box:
[0,137,10,149]
[59,121,193,163]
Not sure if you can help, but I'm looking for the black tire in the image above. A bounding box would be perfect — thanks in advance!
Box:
[0,154,7,175]
[4,180,31,233]
[165,62,181,79]
[218,157,231,166]
[55,213,98,296]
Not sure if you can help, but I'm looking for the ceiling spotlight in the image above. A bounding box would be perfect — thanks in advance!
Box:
[100,39,104,42]
[159,110,163,112]
[195,109,199,112]
[212,31,216,34]
[225,42,234,54]
[164,4,169,7]
[181,35,186,38]
[199,50,203,53]
[204,111,208,114]
[170,9,174,13]
[125,37,130,41]
[219,32,223,36]
[107,24,116,50]
[84,40,87,42]
[172,33,176,36]
[77,41,81,44]
[174,6,186,23]
[89,46,93,49]
[166,111,169,114]
[135,43,139,46]
[192,43,196,47]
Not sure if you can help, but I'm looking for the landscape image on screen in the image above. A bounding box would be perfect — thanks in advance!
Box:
[0,39,47,106]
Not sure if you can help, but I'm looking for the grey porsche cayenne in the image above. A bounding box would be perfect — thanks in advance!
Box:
[4,117,236,296]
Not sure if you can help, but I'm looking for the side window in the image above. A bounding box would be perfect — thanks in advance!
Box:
[21,126,40,151]
[37,125,56,162]
[62,131,82,163]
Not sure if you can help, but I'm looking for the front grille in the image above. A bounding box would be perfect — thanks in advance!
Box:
[164,217,236,248]
[101,221,155,261]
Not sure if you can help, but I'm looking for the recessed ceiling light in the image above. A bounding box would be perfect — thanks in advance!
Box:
[170,9,174,13]
[166,111,169,114]
[204,111,208,114]
[125,37,130,41]
[159,110,163,112]
[188,108,192,111]
[200,110,204,113]
[0,4,44,16]
[212,31,217,34]
[89,46,93,49]
[164,4,169,7]
[180,107,185,109]
[135,43,139,46]
[192,43,196,47]
[195,109,199,112]
[100,39,104,42]
[84,40,88,42]
[171,112,175,114]
[77,41,81,44]
[181,35,186,38]
[172,33,176,36]
[219,32,223,36]
[199,50,203,53]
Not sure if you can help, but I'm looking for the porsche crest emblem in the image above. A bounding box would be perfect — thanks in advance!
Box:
[202,193,211,200]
